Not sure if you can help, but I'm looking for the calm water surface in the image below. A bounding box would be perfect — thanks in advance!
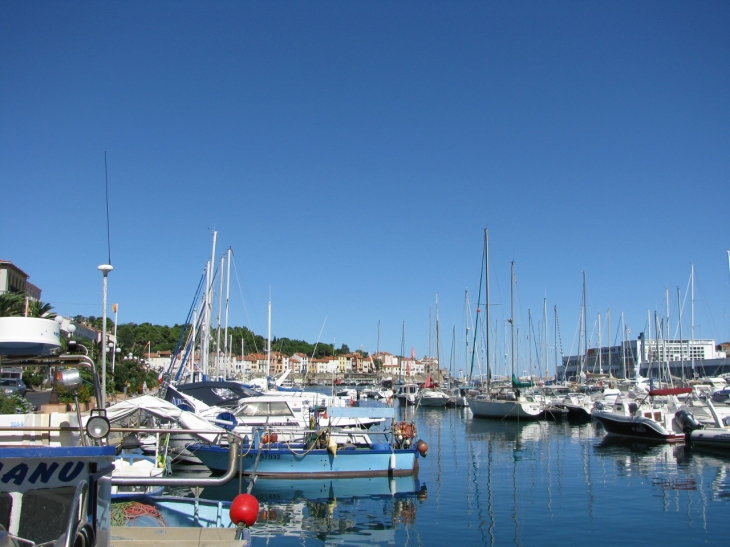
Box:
[202,401,730,546]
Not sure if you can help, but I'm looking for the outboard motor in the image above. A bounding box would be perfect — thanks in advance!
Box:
[674,409,703,443]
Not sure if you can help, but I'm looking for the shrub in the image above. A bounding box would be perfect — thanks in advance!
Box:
[0,393,34,414]
[22,370,44,389]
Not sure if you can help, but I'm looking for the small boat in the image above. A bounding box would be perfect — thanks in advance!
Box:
[189,407,425,478]
[592,387,692,443]
[417,388,450,407]
[689,426,730,450]
[0,316,252,547]
[468,388,544,419]
[679,395,730,452]
[445,386,470,407]
[395,384,420,405]
[112,449,166,498]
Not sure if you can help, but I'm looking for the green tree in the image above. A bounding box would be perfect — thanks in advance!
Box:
[0,293,24,316]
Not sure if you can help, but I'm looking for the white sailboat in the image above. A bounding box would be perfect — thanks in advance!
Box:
[416,296,450,408]
[468,253,543,419]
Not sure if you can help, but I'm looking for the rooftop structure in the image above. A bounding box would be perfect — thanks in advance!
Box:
[0,260,42,300]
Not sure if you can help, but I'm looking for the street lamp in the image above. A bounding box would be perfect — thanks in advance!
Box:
[98,264,113,409]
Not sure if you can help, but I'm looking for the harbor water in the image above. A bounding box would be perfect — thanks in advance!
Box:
[197,399,730,546]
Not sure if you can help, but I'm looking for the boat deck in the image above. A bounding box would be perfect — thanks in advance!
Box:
[110,527,250,547]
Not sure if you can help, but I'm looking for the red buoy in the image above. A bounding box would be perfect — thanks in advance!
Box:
[262,432,278,444]
[229,494,259,527]
[416,439,428,457]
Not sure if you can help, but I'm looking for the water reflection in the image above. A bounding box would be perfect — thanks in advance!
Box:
[200,476,425,545]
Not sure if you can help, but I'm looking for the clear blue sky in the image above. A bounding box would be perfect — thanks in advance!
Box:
[2,2,728,375]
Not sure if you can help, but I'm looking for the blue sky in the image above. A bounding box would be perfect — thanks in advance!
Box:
[2,2,728,375]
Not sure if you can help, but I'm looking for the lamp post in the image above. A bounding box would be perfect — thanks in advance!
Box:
[98,264,113,408]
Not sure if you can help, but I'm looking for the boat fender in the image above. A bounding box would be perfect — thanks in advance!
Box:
[327,436,338,457]
[389,452,396,470]
[417,439,428,457]
[230,493,259,528]
[262,432,278,444]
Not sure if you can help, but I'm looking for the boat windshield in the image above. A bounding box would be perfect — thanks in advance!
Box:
[239,401,294,417]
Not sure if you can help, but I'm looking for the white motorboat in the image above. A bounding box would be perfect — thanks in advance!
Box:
[396,384,420,405]
[592,387,691,442]
[446,386,469,407]
[417,388,450,407]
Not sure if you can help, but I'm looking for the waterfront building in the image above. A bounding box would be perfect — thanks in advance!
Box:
[559,335,729,380]
[0,260,42,300]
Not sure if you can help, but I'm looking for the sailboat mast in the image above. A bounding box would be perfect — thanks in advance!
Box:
[204,230,217,378]
[484,229,490,390]
[677,287,685,383]
[215,255,224,377]
[267,297,272,377]
[376,319,380,368]
[554,306,559,380]
[580,271,587,380]
[464,289,469,380]
[528,309,532,379]
[607,309,611,377]
[510,261,515,381]
[691,264,695,378]
[223,247,231,374]
[665,287,670,384]
[400,321,405,383]
[435,295,441,384]
[597,312,602,374]
[621,312,627,379]
[543,298,547,381]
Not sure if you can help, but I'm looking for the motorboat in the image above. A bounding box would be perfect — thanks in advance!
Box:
[445,386,469,407]
[0,316,251,547]
[189,407,426,478]
[592,387,691,442]
[417,388,450,407]
[396,383,420,405]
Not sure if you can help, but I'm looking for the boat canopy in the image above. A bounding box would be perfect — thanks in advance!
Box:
[648,387,693,396]
[512,374,534,389]
[105,395,224,442]
[326,407,395,419]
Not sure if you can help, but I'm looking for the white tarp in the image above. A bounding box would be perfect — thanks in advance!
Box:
[104,395,223,442]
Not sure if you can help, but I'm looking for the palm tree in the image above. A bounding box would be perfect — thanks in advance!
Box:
[27,299,55,318]
[0,292,55,318]
[0,293,25,317]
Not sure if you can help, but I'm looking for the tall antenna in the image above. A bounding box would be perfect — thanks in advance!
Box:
[104,151,112,265]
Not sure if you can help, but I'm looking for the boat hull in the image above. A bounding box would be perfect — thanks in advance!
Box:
[592,412,685,442]
[468,397,543,419]
[189,443,419,478]
[418,396,449,407]
[565,404,592,421]
[689,428,730,449]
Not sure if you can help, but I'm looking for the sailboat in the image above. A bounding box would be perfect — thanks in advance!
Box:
[417,296,450,408]
[467,257,544,419]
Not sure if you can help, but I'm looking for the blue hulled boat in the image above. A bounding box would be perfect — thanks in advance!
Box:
[189,407,425,478]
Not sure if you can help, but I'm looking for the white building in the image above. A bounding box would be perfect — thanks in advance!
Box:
[559,336,729,380]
